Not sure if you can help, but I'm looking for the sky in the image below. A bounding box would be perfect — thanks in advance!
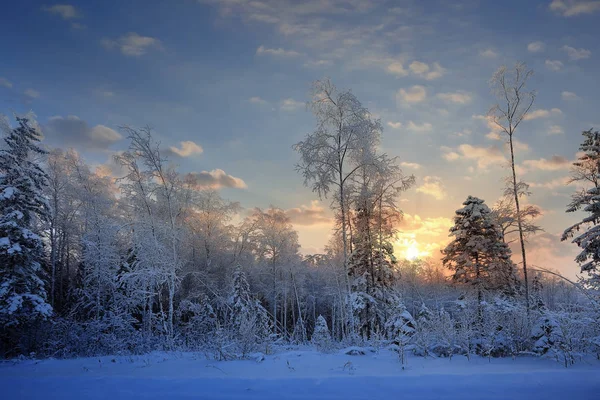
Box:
[1,0,599,279]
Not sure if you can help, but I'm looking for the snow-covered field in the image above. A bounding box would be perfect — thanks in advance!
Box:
[2,348,599,399]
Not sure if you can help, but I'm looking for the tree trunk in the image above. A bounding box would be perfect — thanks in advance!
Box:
[509,134,530,312]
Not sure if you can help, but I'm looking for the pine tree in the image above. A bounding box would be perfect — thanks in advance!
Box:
[311,314,333,351]
[442,196,519,334]
[0,117,52,354]
[562,129,600,290]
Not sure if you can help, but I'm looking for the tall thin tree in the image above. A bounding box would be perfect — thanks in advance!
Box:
[488,62,535,310]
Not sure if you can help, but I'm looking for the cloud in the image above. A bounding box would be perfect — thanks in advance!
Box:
[303,59,333,68]
[561,91,580,101]
[42,4,80,19]
[527,41,545,52]
[280,98,304,111]
[562,45,592,60]
[529,176,570,189]
[386,61,408,77]
[522,155,571,171]
[101,32,162,56]
[387,121,402,129]
[24,89,40,99]
[480,49,498,58]
[549,125,564,134]
[397,85,427,104]
[395,213,454,260]
[436,91,472,104]
[184,169,247,190]
[167,141,204,157]
[408,61,446,80]
[524,108,562,120]
[248,96,268,105]
[407,121,433,133]
[0,77,12,88]
[285,200,332,226]
[43,115,122,150]
[400,161,421,169]
[256,45,302,57]
[443,144,506,169]
[545,59,564,71]
[549,0,600,16]
[416,176,447,200]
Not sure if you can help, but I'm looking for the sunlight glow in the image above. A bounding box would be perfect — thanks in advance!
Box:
[405,243,420,261]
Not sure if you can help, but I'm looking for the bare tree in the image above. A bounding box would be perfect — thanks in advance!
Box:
[492,180,543,244]
[488,62,536,310]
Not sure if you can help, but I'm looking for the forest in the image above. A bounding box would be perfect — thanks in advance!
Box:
[1,64,599,367]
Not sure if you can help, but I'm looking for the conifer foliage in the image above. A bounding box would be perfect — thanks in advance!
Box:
[562,129,600,290]
[0,117,51,354]
[442,196,519,299]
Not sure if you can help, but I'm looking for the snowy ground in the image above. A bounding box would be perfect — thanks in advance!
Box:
[2,348,599,399]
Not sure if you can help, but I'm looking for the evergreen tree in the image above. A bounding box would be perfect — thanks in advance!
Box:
[0,117,51,354]
[562,129,600,290]
[442,196,519,332]
[311,314,333,351]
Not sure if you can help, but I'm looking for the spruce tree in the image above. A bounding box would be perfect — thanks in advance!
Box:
[311,314,333,351]
[0,117,51,354]
[562,129,600,290]
[442,196,519,332]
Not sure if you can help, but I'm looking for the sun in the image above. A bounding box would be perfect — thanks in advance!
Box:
[405,243,420,261]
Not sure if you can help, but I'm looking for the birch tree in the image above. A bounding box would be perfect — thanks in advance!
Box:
[293,79,381,301]
[488,62,536,310]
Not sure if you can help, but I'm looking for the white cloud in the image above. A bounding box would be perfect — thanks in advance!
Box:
[44,115,122,150]
[184,169,247,190]
[416,176,447,200]
[524,108,562,120]
[562,45,591,60]
[168,141,204,157]
[436,91,472,104]
[527,41,545,52]
[549,125,564,134]
[0,77,12,88]
[397,85,427,104]
[529,176,570,189]
[387,121,402,129]
[522,155,571,171]
[101,33,162,56]
[400,161,421,169]
[303,59,333,68]
[256,45,302,57]
[386,61,409,77]
[42,4,80,19]
[285,200,332,226]
[407,121,433,133]
[480,49,498,58]
[545,59,564,71]
[561,91,580,101]
[24,89,40,99]
[248,96,268,105]
[408,61,446,80]
[443,144,506,169]
[549,0,600,17]
[280,98,304,111]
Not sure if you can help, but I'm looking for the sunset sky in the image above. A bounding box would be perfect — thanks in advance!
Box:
[1,0,599,279]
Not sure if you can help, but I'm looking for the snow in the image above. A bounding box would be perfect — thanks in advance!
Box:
[2,349,598,399]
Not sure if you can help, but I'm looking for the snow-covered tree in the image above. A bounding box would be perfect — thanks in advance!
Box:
[311,314,333,351]
[0,116,52,354]
[442,196,519,331]
[294,78,382,297]
[562,129,600,290]
[228,266,270,355]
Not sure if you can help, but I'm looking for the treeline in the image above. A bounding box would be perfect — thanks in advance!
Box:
[0,67,599,365]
